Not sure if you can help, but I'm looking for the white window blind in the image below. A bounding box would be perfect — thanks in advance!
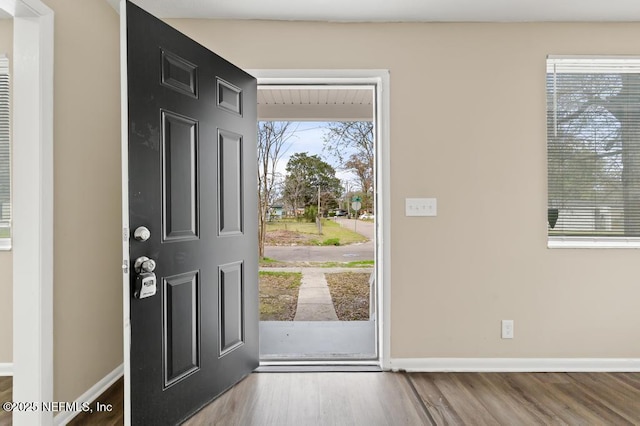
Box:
[0,54,10,245]
[547,56,640,244]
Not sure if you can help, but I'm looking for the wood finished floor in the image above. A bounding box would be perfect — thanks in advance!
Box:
[0,377,11,426]
[4,372,640,425]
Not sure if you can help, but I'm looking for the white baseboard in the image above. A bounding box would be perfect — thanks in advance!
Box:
[389,358,640,372]
[0,363,13,376]
[54,363,124,426]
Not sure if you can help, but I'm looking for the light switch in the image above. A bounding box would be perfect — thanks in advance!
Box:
[405,198,437,217]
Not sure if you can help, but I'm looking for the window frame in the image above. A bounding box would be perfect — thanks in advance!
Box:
[546,55,640,249]
[548,236,640,249]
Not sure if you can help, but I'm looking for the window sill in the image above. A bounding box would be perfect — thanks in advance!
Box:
[548,237,640,249]
[0,238,11,251]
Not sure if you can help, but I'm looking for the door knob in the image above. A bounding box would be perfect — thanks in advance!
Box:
[133,256,157,300]
[134,256,156,273]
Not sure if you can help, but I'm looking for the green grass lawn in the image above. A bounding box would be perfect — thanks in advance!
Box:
[314,260,375,268]
[266,219,367,246]
[260,258,374,268]
[259,257,281,266]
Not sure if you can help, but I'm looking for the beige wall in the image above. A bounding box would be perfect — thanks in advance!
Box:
[43,0,122,402]
[168,19,640,359]
[0,18,12,365]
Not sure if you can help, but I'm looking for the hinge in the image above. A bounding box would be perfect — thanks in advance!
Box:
[123,227,129,242]
[122,259,129,274]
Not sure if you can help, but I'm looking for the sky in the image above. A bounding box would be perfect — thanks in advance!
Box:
[269,121,358,187]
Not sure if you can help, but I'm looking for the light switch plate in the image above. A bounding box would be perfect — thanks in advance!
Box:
[405,198,437,217]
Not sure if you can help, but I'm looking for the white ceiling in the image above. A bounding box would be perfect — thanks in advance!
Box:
[108,0,640,22]
[258,86,374,121]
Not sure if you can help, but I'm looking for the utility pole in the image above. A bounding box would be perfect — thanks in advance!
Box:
[316,185,322,234]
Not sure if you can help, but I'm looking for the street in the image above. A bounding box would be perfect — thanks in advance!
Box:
[264,218,375,262]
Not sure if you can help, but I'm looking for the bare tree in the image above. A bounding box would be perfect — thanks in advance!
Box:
[257,121,297,258]
[344,150,373,197]
[324,122,375,211]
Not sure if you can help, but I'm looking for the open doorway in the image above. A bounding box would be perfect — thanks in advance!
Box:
[255,84,379,364]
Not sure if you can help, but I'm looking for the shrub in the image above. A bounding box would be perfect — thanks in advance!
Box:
[304,206,318,222]
[322,238,340,246]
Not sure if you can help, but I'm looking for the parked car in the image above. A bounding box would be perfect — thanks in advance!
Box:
[359,213,374,220]
[334,209,348,217]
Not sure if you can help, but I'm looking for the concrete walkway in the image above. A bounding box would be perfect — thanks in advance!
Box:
[263,267,373,321]
[294,269,338,321]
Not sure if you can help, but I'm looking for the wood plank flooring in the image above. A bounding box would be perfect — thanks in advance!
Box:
[69,377,124,426]
[0,377,11,426]
[3,372,640,425]
[410,372,640,425]
[184,372,430,426]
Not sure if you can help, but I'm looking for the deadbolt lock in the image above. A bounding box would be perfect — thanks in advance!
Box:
[134,226,151,242]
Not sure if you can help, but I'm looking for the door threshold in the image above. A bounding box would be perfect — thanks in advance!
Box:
[257,363,382,373]
[260,320,377,359]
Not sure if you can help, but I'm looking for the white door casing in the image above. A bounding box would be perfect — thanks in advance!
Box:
[3,0,55,425]
[249,70,391,368]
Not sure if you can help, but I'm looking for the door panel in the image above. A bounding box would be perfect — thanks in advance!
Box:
[219,262,244,355]
[125,2,258,424]
[161,50,198,98]
[163,270,200,388]
[161,110,199,241]
[216,78,243,115]
[218,130,244,235]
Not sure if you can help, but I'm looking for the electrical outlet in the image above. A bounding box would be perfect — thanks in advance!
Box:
[501,320,514,339]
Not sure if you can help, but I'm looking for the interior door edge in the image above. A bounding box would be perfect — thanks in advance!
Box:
[119,1,132,425]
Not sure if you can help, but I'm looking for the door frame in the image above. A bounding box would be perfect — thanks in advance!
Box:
[249,69,391,368]
[5,0,55,424]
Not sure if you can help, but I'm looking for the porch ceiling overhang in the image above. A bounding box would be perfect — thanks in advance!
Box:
[257,86,374,122]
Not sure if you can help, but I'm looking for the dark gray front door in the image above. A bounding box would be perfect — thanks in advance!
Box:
[125,2,258,424]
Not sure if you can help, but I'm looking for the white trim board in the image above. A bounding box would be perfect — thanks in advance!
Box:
[389,358,640,372]
[6,0,55,425]
[53,364,124,426]
[247,69,391,370]
[0,363,13,376]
